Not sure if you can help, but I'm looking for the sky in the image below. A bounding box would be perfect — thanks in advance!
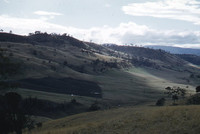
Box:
[0,0,200,48]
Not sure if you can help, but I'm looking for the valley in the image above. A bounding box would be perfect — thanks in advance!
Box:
[0,32,200,134]
[1,32,199,105]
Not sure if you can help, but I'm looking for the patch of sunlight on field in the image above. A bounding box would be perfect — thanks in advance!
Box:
[127,67,196,95]
[94,69,163,104]
[188,63,200,69]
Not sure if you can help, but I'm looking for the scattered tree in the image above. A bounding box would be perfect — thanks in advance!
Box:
[32,50,37,56]
[172,94,178,103]
[196,86,200,93]
[165,86,186,104]
[29,33,34,36]
[63,61,68,66]
[35,31,41,34]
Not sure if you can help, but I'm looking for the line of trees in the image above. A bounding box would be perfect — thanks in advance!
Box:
[156,86,186,106]
[164,86,186,103]
[156,85,200,106]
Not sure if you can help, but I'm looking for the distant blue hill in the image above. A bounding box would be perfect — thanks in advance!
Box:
[146,45,200,56]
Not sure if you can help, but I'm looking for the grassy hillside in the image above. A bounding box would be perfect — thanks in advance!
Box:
[0,32,199,110]
[1,33,200,134]
[176,54,200,65]
[25,105,200,134]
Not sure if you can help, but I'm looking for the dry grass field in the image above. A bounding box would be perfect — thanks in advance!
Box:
[25,105,200,134]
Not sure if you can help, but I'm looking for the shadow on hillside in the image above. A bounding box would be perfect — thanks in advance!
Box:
[16,77,102,98]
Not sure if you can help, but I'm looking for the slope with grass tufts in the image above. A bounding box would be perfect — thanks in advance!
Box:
[0,32,199,108]
[25,105,200,134]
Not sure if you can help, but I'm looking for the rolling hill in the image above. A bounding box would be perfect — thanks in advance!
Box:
[0,32,200,115]
[1,32,200,134]
[25,105,200,134]
[176,54,200,65]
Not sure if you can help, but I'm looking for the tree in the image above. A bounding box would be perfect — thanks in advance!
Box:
[0,92,34,134]
[196,86,200,93]
[35,31,41,34]
[165,86,186,104]
[63,61,68,66]
[172,94,178,103]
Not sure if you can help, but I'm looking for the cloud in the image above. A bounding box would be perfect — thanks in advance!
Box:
[3,0,9,3]
[122,0,200,25]
[0,15,199,48]
[105,4,111,8]
[34,11,63,16]
[33,11,63,21]
[0,15,70,35]
[82,22,153,44]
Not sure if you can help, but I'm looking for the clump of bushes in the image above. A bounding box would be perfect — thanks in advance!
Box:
[186,86,200,105]
[36,122,42,128]
[89,101,100,111]
[196,86,200,93]
[164,86,186,104]
[187,94,200,105]
[156,98,165,106]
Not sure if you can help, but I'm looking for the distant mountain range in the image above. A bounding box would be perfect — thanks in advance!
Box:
[146,45,200,56]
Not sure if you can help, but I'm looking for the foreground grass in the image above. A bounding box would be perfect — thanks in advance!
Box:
[25,105,200,134]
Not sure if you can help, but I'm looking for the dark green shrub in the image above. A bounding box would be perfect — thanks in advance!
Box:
[70,98,77,104]
[187,94,200,105]
[63,61,68,66]
[196,86,200,93]
[89,102,100,111]
[36,122,42,128]
[156,98,165,106]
